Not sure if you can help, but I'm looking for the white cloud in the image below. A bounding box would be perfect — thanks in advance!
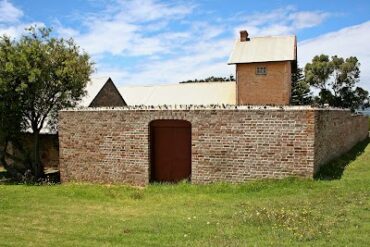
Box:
[58,0,195,56]
[0,22,44,37]
[0,25,22,37]
[92,30,233,84]
[113,0,193,22]
[289,11,329,29]
[4,1,367,92]
[57,0,236,85]
[299,21,370,90]
[237,6,330,36]
[0,0,23,23]
[93,6,331,86]
[54,24,79,38]
[0,0,28,36]
[76,20,139,55]
[95,66,130,83]
[101,37,234,85]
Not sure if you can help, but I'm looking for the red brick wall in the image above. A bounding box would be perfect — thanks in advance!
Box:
[236,61,292,105]
[58,107,368,185]
[314,111,368,173]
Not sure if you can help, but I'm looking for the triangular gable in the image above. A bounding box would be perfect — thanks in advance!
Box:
[89,78,127,107]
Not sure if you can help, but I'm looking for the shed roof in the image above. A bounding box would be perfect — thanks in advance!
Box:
[118,81,236,106]
[228,35,296,64]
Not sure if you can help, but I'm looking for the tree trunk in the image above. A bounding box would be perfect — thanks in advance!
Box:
[32,130,44,178]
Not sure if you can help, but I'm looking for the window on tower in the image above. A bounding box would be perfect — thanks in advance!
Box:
[256,66,267,75]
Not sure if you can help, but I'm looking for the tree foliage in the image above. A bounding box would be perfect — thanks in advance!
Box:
[305,54,369,109]
[0,26,93,181]
[179,75,235,83]
[291,67,312,105]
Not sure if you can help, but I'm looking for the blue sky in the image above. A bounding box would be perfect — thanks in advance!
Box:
[1,0,370,90]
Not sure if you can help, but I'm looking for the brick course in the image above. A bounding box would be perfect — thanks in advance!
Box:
[58,107,368,185]
[314,111,368,173]
[236,61,292,105]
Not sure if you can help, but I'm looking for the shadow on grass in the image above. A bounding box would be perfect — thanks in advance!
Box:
[314,137,369,180]
[0,169,60,185]
[0,170,8,179]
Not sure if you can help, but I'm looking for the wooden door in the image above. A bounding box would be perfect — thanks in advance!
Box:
[150,120,191,182]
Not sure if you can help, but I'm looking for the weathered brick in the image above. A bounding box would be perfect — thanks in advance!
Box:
[58,107,368,185]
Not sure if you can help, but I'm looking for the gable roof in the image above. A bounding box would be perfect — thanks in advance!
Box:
[118,81,236,106]
[78,77,109,107]
[89,78,126,107]
[228,35,297,64]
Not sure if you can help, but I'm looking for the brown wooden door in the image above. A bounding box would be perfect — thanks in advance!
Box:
[150,120,191,183]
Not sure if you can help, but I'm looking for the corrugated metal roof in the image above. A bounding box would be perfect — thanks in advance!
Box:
[119,81,236,106]
[228,35,296,64]
[35,79,236,133]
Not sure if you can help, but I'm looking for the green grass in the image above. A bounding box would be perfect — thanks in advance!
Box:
[1,140,370,246]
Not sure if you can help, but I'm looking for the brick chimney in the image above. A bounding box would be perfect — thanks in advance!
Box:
[240,30,250,42]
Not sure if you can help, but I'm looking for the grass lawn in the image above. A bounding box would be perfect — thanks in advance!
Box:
[1,140,370,246]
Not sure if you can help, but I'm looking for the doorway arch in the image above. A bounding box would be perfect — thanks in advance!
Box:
[150,120,191,183]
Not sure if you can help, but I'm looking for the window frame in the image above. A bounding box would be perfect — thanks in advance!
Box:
[256,66,267,75]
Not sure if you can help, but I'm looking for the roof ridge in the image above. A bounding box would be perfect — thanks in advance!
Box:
[120,81,236,88]
[251,34,296,38]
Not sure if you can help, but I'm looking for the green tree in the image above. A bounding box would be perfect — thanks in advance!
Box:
[0,63,25,179]
[291,67,312,105]
[179,75,235,83]
[0,26,94,180]
[305,54,369,109]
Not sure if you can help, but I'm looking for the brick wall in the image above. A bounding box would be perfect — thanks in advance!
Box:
[58,107,368,185]
[313,111,368,172]
[236,61,292,105]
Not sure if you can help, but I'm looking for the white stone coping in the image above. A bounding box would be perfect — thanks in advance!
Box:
[60,105,356,112]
